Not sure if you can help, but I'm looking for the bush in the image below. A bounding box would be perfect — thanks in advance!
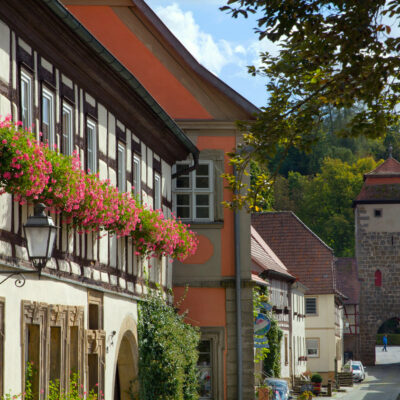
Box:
[137,288,200,400]
[311,373,322,383]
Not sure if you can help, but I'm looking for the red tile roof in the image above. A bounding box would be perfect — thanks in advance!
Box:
[251,226,294,280]
[355,184,400,202]
[365,157,400,178]
[251,212,337,295]
[335,258,360,305]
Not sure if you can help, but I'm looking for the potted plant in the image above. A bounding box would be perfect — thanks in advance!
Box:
[311,373,323,395]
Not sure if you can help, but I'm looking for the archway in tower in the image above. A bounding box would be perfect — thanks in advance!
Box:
[375,317,400,365]
[113,331,138,400]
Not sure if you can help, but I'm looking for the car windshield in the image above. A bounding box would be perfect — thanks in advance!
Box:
[352,365,360,370]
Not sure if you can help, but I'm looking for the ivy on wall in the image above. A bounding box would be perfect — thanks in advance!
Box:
[0,116,197,260]
[136,288,200,400]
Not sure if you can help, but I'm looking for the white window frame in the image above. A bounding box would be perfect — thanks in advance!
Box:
[62,103,73,156]
[20,70,33,130]
[86,119,97,174]
[173,160,214,222]
[133,155,141,198]
[306,338,320,358]
[305,297,317,315]
[154,173,161,210]
[117,142,126,192]
[42,87,55,150]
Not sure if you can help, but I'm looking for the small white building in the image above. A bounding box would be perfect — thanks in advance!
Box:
[251,227,307,381]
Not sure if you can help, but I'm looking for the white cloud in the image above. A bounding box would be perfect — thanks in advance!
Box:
[155,3,238,75]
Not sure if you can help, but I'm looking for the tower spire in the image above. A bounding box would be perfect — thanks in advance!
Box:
[388,144,393,158]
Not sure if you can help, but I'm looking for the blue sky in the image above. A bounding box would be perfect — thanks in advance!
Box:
[145,0,280,108]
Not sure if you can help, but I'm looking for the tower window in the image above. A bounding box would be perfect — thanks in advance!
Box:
[374,209,382,218]
[375,270,382,287]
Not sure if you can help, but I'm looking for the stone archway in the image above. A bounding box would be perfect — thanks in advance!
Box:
[112,317,138,400]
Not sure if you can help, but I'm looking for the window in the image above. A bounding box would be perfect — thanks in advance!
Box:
[305,297,317,315]
[374,209,382,218]
[117,142,126,192]
[62,103,73,156]
[198,340,212,399]
[42,88,55,149]
[154,174,161,210]
[375,269,382,287]
[306,338,319,358]
[173,161,214,221]
[20,71,32,129]
[86,120,97,174]
[133,155,141,198]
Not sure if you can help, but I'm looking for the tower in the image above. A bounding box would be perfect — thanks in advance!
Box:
[354,153,400,365]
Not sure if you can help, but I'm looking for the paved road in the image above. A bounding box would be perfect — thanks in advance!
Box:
[324,347,400,400]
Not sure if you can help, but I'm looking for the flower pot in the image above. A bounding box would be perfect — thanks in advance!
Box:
[312,382,321,394]
[258,387,269,400]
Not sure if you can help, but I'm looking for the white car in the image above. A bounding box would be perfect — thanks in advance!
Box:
[344,360,366,382]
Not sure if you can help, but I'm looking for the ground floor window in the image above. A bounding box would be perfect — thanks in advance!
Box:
[306,338,320,358]
[198,340,212,399]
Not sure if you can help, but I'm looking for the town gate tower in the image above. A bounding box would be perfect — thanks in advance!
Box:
[354,153,400,365]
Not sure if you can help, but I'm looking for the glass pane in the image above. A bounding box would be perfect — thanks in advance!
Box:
[177,176,190,188]
[177,194,190,206]
[42,97,49,125]
[62,110,71,155]
[198,367,212,398]
[196,194,209,206]
[196,177,209,188]
[197,164,209,176]
[177,206,190,219]
[176,164,188,173]
[198,341,211,353]
[196,207,209,219]
[198,353,211,365]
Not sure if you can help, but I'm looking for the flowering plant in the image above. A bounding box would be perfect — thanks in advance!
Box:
[0,116,197,260]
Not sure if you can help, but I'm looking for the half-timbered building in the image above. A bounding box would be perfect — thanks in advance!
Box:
[0,1,198,398]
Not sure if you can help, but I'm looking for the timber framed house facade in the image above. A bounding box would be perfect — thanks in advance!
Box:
[0,1,198,398]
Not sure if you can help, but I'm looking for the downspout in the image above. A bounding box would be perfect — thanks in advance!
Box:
[171,151,199,179]
[234,165,243,400]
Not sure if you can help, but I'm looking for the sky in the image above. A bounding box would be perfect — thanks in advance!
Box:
[145,0,280,108]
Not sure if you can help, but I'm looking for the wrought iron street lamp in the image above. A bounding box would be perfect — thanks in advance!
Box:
[23,203,58,276]
[0,203,58,287]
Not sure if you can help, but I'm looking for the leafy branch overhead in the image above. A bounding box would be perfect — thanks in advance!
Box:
[220,0,400,210]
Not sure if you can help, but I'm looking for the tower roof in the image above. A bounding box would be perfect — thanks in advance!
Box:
[364,157,400,179]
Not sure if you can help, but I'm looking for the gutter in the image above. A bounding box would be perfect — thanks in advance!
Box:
[41,0,199,160]
[234,165,243,400]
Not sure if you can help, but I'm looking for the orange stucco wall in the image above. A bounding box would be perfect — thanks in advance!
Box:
[197,136,236,277]
[173,287,226,327]
[66,5,212,120]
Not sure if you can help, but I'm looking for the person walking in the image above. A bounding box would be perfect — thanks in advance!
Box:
[383,334,388,352]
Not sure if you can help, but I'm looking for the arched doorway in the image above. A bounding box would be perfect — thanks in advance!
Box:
[375,317,400,365]
[113,331,138,400]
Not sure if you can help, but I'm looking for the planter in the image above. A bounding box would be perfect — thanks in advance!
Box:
[258,387,269,400]
[312,382,321,394]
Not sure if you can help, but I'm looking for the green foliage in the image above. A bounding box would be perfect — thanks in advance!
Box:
[377,318,400,334]
[253,287,271,363]
[311,374,323,384]
[263,318,283,378]
[273,157,381,256]
[219,0,400,210]
[299,391,314,400]
[376,334,400,345]
[137,288,200,400]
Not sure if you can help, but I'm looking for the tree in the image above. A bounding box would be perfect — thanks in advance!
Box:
[220,0,400,209]
[273,157,380,256]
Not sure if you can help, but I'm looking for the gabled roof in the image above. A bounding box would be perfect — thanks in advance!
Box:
[364,157,400,178]
[335,258,360,305]
[251,212,338,295]
[251,226,294,280]
[62,0,259,120]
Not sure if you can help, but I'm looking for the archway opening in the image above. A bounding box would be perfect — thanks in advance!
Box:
[376,317,400,365]
[113,332,138,400]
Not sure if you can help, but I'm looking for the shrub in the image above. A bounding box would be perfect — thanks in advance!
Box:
[137,288,200,400]
[311,373,323,383]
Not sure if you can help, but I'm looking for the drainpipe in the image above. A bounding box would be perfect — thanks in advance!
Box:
[234,165,243,400]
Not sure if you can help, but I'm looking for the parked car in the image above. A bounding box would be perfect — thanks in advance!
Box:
[343,360,366,382]
[263,378,293,400]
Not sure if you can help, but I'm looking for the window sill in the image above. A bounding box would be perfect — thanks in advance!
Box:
[183,221,224,230]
